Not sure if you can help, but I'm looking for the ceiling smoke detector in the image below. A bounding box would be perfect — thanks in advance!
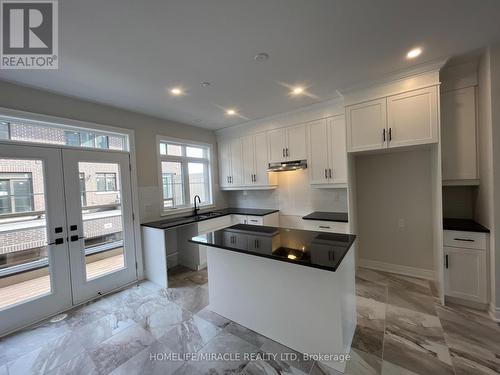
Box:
[254,52,270,62]
[200,81,211,87]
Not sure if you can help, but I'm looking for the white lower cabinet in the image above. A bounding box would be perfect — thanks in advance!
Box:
[443,230,488,304]
[231,212,279,227]
[279,215,349,234]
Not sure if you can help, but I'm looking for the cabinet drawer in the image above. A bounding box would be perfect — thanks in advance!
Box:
[443,230,487,250]
[302,220,349,234]
[246,216,263,225]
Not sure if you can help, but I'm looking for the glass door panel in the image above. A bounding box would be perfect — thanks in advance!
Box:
[78,162,125,281]
[0,145,71,336]
[63,150,136,304]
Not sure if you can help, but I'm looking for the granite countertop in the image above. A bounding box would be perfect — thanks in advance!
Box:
[302,211,348,223]
[189,224,356,272]
[141,208,279,230]
[443,218,490,233]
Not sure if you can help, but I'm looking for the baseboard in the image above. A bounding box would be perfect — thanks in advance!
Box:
[488,303,500,322]
[358,259,435,280]
[445,296,488,311]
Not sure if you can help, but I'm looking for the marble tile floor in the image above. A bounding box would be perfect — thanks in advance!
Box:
[1,265,499,375]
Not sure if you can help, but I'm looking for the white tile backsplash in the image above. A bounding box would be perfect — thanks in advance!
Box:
[224,169,348,216]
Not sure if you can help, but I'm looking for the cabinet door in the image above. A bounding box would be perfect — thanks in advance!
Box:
[307,119,329,184]
[441,87,478,181]
[444,246,487,303]
[329,116,347,184]
[229,138,243,186]
[241,135,255,185]
[387,86,438,148]
[218,139,232,187]
[268,128,287,163]
[346,98,387,152]
[254,132,271,186]
[286,124,307,160]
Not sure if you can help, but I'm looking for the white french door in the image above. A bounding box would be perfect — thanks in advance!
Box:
[0,144,137,336]
[62,149,136,304]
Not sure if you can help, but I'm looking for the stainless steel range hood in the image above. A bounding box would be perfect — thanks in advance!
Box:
[268,160,307,172]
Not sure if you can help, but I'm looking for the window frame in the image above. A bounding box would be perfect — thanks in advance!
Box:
[0,173,34,214]
[157,136,213,214]
[95,172,118,193]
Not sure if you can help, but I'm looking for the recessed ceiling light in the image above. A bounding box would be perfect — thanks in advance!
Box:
[200,81,211,87]
[170,87,183,95]
[406,48,422,59]
[226,109,236,116]
[291,87,304,95]
[254,52,270,62]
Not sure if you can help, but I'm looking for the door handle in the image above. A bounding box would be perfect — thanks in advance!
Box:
[329,169,332,179]
[70,235,85,242]
[383,128,386,142]
[325,169,327,178]
[453,238,474,242]
[445,254,449,269]
[48,238,64,245]
[282,148,285,157]
[389,127,392,141]
[286,148,289,157]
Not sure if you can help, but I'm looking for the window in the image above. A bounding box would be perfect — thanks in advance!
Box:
[158,139,212,211]
[0,115,128,150]
[96,173,117,192]
[64,131,110,150]
[0,173,34,214]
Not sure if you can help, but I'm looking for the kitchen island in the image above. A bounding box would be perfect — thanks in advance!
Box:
[189,224,356,372]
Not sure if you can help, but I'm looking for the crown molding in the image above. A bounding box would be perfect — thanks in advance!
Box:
[338,57,449,97]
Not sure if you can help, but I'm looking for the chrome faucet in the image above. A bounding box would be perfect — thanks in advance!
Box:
[193,195,202,216]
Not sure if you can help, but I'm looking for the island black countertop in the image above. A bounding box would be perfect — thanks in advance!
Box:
[189,224,356,272]
[443,218,490,233]
[141,208,279,230]
[302,211,348,222]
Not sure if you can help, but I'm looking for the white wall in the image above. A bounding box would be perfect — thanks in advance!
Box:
[224,169,348,216]
[0,80,226,222]
[355,149,434,272]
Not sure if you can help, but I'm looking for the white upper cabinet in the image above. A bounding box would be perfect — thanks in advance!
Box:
[241,135,255,186]
[253,132,272,186]
[268,128,287,163]
[346,98,387,152]
[268,124,307,162]
[286,124,308,161]
[346,86,439,153]
[441,86,478,184]
[229,138,243,186]
[308,119,330,184]
[218,133,277,190]
[387,86,438,148]
[307,116,347,186]
[218,139,232,187]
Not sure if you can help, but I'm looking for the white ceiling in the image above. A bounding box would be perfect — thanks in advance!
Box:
[1,0,500,130]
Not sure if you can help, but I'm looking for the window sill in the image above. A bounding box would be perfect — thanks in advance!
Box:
[160,204,216,217]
